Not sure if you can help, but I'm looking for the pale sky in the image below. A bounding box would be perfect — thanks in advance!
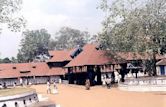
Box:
[0,0,104,58]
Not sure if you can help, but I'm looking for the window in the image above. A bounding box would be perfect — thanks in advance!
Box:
[13,67,16,69]
[20,71,30,73]
[32,66,36,68]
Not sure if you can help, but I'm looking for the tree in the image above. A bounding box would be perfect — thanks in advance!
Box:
[0,0,25,32]
[0,58,2,63]
[11,57,18,63]
[18,29,51,62]
[0,0,25,59]
[51,27,90,50]
[99,0,166,76]
[2,57,11,63]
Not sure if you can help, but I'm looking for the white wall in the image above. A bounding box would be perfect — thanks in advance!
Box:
[0,93,38,107]
[165,66,166,75]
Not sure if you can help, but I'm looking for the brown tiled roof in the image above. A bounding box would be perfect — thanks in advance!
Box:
[156,58,166,66]
[65,44,116,67]
[0,69,20,78]
[0,62,64,78]
[65,44,164,67]
[29,63,49,76]
[48,49,74,62]
[47,67,66,76]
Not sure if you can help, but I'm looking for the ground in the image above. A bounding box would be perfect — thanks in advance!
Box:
[31,84,166,107]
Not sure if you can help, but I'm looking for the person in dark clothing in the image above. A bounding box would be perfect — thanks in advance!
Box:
[85,79,90,90]
[3,82,7,89]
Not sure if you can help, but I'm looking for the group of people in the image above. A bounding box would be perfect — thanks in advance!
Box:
[47,80,58,94]
[85,77,112,90]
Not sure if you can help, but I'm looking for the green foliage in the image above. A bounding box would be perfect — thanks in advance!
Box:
[1,57,11,63]
[99,0,166,53]
[51,27,90,50]
[99,0,166,76]
[11,57,18,63]
[0,0,25,32]
[17,29,51,62]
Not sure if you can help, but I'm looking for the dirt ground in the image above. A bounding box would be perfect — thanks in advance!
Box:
[31,84,166,107]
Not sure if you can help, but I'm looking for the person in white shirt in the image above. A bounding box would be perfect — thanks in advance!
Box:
[59,78,62,84]
[0,84,3,89]
[106,78,111,89]
[52,80,58,94]
[20,78,23,86]
[13,82,16,88]
[47,80,51,94]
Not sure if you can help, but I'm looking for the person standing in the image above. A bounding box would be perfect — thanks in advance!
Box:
[13,82,16,88]
[3,82,7,89]
[59,78,62,84]
[106,78,111,89]
[85,79,90,90]
[47,80,51,94]
[53,80,58,94]
[20,78,23,86]
[102,76,106,87]
[0,83,3,89]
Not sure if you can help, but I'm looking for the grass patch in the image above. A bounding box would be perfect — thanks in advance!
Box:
[0,87,35,97]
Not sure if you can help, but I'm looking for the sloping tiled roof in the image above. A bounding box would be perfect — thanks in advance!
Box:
[156,58,166,66]
[48,49,74,62]
[47,67,66,76]
[65,44,116,67]
[65,44,165,67]
[0,69,20,78]
[0,62,65,78]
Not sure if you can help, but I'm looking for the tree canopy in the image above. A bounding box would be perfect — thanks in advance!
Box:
[0,57,11,63]
[98,0,166,76]
[17,29,51,62]
[99,0,166,53]
[0,0,25,32]
[51,27,90,50]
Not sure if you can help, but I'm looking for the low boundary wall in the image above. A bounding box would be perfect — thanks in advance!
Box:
[0,90,38,107]
[118,77,166,92]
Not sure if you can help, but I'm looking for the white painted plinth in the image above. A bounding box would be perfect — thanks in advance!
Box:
[0,90,38,107]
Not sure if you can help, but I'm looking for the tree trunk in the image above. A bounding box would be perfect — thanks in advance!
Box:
[152,52,157,76]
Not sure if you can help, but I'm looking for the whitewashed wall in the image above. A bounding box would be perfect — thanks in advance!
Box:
[0,92,38,107]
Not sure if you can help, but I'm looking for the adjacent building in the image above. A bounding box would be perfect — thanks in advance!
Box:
[156,58,166,75]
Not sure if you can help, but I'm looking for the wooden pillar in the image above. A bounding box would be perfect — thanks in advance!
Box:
[96,66,102,85]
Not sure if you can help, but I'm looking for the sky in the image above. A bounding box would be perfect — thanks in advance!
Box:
[0,0,105,58]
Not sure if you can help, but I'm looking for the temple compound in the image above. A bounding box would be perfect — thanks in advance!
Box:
[0,44,165,86]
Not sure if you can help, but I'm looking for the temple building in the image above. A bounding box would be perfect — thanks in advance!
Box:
[65,44,125,85]
[0,44,165,86]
